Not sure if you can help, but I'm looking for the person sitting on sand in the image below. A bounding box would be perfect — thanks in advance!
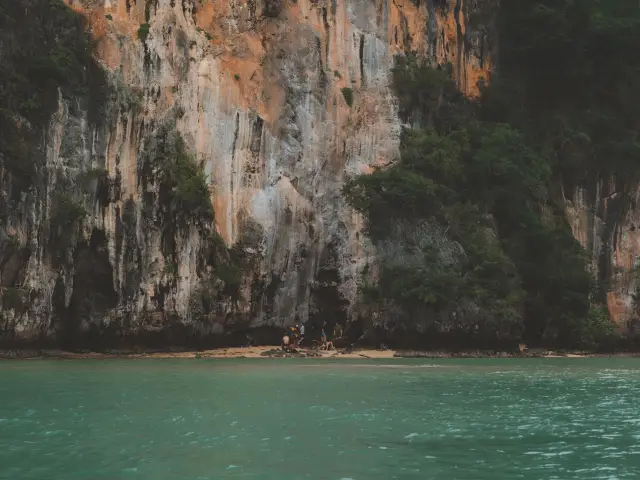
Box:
[282,334,290,351]
[320,328,334,351]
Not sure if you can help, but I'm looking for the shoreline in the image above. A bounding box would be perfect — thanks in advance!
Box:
[1,346,639,360]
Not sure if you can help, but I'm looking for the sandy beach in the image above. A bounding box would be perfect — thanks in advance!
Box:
[0,346,399,360]
[0,346,626,360]
[186,346,399,359]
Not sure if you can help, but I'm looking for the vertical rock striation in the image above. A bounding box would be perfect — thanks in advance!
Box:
[0,0,492,346]
[566,181,640,326]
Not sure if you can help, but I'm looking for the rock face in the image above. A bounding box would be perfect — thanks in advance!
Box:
[566,182,640,326]
[1,0,494,346]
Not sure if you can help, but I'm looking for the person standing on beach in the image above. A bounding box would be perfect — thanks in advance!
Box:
[334,323,343,340]
[299,323,305,346]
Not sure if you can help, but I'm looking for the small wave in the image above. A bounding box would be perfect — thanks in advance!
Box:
[541,450,574,457]
[298,364,442,369]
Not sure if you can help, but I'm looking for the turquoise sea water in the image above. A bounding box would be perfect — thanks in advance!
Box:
[1,358,640,479]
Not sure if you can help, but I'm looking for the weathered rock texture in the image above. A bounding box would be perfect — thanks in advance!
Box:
[566,182,640,326]
[1,0,493,346]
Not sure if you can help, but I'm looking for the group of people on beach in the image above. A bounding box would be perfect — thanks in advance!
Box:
[281,323,337,352]
[281,324,304,350]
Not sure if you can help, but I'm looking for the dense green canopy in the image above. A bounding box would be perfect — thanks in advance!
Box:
[344,0,640,350]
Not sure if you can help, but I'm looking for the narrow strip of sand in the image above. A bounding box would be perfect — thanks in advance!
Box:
[0,346,397,360]
[0,346,627,360]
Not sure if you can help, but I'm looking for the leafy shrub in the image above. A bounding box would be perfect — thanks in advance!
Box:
[51,193,86,231]
[170,152,213,222]
[341,87,353,107]
[1,287,27,311]
[142,126,213,230]
[572,307,617,351]
[264,0,284,17]
[164,261,176,276]
[137,23,150,42]
[391,55,451,123]
[216,263,242,286]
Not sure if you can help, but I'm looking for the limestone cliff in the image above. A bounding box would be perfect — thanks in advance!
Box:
[566,182,640,327]
[0,0,493,346]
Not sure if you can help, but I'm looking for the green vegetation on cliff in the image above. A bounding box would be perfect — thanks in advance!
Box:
[345,0,640,350]
[0,0,107,198]
[141,125,214,231]
[140,125,251,316]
